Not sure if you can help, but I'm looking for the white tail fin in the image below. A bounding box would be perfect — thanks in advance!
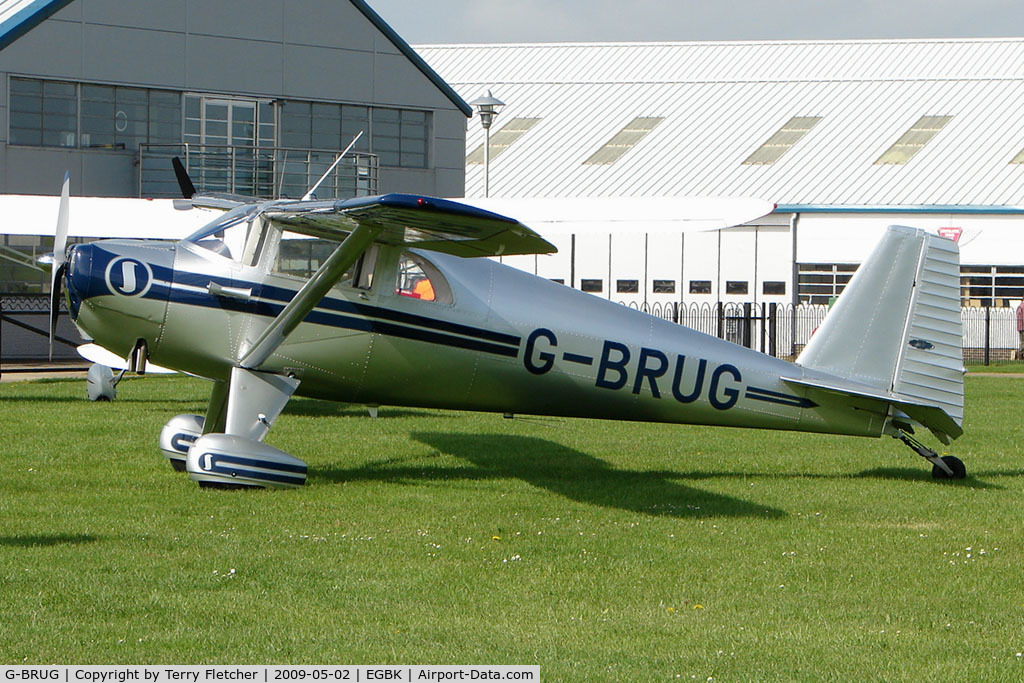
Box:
[795,225,963,440]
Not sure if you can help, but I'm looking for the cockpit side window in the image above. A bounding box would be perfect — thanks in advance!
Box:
[396,252,452,304]
[272,235,377,290]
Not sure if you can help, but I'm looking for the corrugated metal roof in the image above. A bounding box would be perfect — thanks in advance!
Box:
[416,39,1024,205]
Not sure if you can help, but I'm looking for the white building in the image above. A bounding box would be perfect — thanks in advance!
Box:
[417,39,1024,309]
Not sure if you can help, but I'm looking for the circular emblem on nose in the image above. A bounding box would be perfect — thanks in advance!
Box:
[104,257,153,297]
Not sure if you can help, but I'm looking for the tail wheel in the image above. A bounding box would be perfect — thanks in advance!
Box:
[932,455,966,480]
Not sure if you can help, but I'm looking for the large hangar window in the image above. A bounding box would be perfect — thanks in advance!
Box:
[960,265,1024,307]
[800,262,1024,307]
[797,263,858,304]
[281,100,429,169]
[10,77,180,150]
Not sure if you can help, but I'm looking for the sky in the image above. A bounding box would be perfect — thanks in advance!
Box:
[367,0,1024,45]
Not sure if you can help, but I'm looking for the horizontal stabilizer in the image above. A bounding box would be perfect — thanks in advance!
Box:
[782,375,962,443]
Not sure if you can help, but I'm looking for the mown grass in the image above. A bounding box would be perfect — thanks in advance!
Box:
[1,375,1023,679]
[967,362,1024,374]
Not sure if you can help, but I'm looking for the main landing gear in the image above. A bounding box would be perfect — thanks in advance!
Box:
[158,367,306,489]
[892,430,966,480]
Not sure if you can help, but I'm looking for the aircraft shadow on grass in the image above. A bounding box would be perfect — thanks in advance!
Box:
[649,465,1002,489]
[0,533,100,548]
[0,394,200,406]
[852,466,1002,488]
[315,432,786,520]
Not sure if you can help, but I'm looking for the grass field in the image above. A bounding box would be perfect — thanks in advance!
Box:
[1,375,1023,680]
[967,362,1024,374]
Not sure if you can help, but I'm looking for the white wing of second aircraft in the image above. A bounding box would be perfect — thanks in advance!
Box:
[1,195,219,239]
[0,193,775,241]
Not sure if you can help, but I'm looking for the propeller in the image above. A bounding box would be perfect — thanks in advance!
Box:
[172,156,196,198]
[48,171,70,361]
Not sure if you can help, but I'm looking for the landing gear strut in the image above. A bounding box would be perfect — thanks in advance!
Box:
[893,430,966,480]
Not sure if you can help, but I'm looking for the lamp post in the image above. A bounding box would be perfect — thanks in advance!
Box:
[469,90,505,198]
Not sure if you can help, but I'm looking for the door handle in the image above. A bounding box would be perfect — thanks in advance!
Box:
[207,281,253,301]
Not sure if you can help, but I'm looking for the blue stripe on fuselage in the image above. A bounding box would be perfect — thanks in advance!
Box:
[83,246,522,357]
[80,248,524,358]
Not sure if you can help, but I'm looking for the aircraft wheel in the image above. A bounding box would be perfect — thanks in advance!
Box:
[186,434,307,489]
[932,455,966,480]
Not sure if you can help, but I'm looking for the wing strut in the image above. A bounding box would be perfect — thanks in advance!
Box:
[239,222,381,369]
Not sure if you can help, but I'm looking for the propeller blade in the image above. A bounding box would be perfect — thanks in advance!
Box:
[49,172,70,361]
[48,263,66,361]
[172,157,197,199]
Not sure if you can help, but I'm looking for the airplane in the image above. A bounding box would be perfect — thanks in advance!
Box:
[46,175,968,489]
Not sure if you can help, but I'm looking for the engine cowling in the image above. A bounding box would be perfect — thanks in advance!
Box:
[158,414,205,471]
[186,433,307,489]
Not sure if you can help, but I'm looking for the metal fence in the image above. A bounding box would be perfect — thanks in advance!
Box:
[619,300,1023,366]
[961,306,1021,365]
[0,295,85,367]
[138,143,379,200]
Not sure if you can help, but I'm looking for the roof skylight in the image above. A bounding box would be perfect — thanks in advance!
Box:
[742,116,822,165]
[583,116,665,165]
[466,117,541,164]
[874,115,953,165]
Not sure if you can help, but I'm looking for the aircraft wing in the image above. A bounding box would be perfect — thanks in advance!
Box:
[265,193,556,258]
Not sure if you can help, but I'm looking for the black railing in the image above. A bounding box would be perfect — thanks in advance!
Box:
[0,295,86,369]
[139,143,379,200]
[619,300,1023,366]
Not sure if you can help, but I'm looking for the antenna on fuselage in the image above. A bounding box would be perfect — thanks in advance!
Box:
[302,131,364,201]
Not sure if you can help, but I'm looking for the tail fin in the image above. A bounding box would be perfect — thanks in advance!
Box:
[793,225,963,442]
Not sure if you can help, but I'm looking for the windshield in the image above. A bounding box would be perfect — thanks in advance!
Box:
[182,204,266,265]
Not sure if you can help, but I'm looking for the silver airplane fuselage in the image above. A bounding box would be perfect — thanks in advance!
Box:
[65,236,884,440]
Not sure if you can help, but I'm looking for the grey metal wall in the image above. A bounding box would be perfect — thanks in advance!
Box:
[0,0,466,197]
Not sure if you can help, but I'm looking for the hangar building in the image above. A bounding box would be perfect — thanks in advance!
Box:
[417,39,1024,312]
[0,0,470,292]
